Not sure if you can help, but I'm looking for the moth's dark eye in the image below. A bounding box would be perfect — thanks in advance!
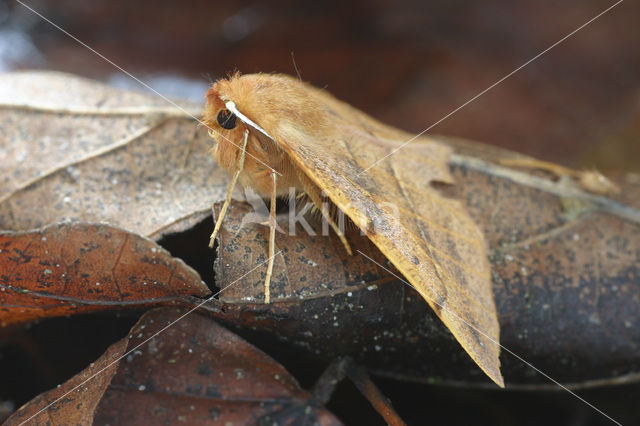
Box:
[216,109,237,129]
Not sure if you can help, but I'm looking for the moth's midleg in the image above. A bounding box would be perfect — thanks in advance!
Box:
[297,169,353,255]
[209,130,249,248]
[263,171,277,303]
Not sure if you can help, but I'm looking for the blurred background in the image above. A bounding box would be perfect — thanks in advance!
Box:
[1,0,638,170]
[1,0,639,425]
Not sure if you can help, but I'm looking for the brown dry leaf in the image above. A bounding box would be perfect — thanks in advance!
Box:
[0,222,209,326]
[211,137,640,387]
[5,307,342,425]
[0,71,227,239]
[3,338,127,425]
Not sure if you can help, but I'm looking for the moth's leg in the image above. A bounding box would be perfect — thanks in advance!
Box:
[297,170,353,255]
[209,130,249,248]
[263,171,277,303]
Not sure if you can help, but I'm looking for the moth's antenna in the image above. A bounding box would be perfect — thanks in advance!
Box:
[225,101,276,142]
[291,52,302,81]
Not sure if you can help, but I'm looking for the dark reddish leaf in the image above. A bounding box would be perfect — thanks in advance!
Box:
[210,138,640,388]
[0,223,209,326]
[5,308,342,425]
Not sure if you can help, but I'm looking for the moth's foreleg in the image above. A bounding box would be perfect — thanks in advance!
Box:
[209,130,249,248]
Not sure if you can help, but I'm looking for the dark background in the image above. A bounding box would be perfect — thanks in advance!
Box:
[1,0,639,425]
[2,0,639,171]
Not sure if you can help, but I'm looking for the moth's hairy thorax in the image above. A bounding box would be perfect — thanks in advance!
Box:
[204,73,333,198]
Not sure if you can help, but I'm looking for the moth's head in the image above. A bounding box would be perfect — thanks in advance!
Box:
[203,72,331,144]
[202,73,245,144]
[203,72,329,195]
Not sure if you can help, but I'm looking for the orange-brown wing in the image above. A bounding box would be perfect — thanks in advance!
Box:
[270,96,503,386]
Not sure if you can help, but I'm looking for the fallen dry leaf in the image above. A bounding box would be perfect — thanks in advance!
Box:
[2,338,127,425]
[5,307,342,425]
[210,137,640,387]
[0,71,228,240]
[0,222,210,326]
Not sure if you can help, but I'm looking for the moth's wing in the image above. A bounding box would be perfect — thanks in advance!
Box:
[273,118,504,387]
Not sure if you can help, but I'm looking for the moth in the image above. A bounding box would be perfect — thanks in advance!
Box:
[203,72,504,387]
